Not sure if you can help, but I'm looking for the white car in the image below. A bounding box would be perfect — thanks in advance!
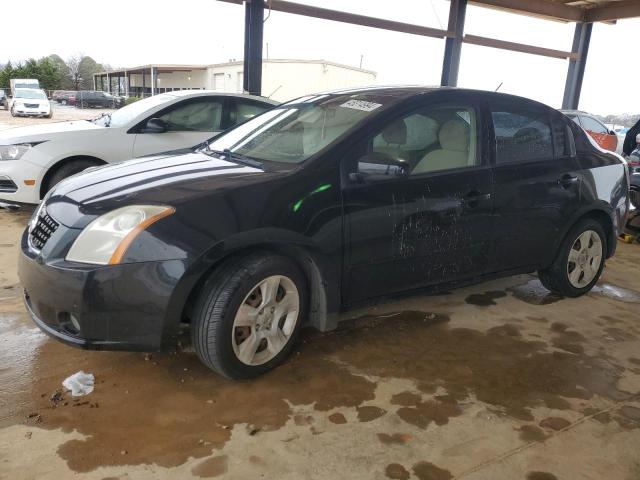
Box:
[10,89,52,118]
[0,91,277,205]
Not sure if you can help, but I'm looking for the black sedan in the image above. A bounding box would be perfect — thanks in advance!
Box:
[19,87,630,379]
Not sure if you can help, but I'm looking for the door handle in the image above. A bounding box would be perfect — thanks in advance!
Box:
[464,191,491,208]
[558,174,578,188]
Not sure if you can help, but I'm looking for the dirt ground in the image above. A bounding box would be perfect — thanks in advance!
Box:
[0,112,640,480]
[0,102,113,132]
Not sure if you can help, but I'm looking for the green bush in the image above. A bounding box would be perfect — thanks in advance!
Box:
[124,96,142,106]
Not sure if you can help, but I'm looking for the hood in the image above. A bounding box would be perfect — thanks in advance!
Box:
[46,151,275,227]
[0,120,102,143]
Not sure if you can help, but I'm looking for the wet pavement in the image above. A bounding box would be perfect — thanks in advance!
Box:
[1,208,639,479]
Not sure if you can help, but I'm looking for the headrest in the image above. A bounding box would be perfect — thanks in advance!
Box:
[439,119,470,152]
[382,119,407,145]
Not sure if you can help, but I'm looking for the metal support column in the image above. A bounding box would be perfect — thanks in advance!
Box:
[142,70,146,97]
[93,75,97,90]
[441,0,467,87]
[151,67,156,96]
[243,0,264,95]
[106,73,111,93]
[125,70,130,96]
[562,22,593,110]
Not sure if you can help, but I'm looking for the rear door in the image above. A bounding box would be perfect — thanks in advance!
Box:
[342,98,494,303]
[132,96,225,157]
[488,100,581,272]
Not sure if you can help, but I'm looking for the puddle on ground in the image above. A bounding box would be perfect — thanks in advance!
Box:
[412,461,453,480]
[526,472,558,480]
[508,280,563,305]
[539,416,571,431]
[519,424,547,442]
[3,308,634,473]
[591,284,640,303]
[191,455,228,478]
[378,433,413,445]
[464,290,507,306]
[385,463,410,480]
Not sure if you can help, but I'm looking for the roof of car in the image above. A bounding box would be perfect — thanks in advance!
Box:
[164,89,279,105]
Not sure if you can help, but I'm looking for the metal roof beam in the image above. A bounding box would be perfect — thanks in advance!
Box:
[463,34,579,59]
[586,0,640,22]
[219,0,448,38]
[467,0,584,22]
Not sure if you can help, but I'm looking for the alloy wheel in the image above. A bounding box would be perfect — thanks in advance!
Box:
[566,229,603,288]
[231,275,300,366]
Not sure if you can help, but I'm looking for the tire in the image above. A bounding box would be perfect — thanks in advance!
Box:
[191,252,308,379]
[631,187,639,210]
[44,159,101,194]
[538,218,607,297]
[80,101,88,109]
[10,106,15,117]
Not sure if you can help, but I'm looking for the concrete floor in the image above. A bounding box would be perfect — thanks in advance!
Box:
[1,207,639,480]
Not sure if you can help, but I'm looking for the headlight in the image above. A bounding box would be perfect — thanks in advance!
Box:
[0,143,32,160]
[66,205,175,265]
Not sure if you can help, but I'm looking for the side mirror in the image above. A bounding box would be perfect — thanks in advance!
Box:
[609,130,616,136]
[636,133,640,143]
[142,118,168,134]
[349,152,409,183]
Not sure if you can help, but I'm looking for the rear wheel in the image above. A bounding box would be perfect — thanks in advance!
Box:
[538,219,606,297]
[80,101,88,108]
[43,159,101,195]
[191,252,308,379]
[631,186,639,210]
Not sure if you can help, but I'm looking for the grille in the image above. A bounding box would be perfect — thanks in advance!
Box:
[0,177,17,192]
[24,103,39,108]
[29,209,59,252]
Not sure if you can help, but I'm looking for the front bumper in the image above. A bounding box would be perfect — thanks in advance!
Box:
[0,159,43,204]
[18,229,186,351]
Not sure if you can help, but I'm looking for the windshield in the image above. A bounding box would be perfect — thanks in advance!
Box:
[15,89,47,100]
[100,93,176,128]
[206,93,389,164]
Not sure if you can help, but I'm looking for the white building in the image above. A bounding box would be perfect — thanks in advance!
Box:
[94,59,376,102]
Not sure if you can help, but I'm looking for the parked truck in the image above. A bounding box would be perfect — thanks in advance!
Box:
[9,79,40,97]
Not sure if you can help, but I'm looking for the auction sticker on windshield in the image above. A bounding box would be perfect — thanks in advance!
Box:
[340,100,382,112]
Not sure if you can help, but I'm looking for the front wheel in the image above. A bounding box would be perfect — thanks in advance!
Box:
[191,252,308,379]
[538,219,607,297]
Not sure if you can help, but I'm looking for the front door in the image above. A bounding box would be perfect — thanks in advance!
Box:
[342,100,493,304]
[132,97,225,157]
[488,101,582,272]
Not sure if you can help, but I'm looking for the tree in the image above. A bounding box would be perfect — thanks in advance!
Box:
[48,54,72,89]
[78,56,104,90]
[67,54,83,90]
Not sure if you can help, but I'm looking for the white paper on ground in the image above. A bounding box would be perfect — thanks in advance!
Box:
[62,371,95,396]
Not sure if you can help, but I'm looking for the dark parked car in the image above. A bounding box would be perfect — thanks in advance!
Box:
[19,87,630,379]
[0,89,7,110]
[75,90,124,108]
[58,91,77,105]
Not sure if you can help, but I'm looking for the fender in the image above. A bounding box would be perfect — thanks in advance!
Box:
[160,227,341,345]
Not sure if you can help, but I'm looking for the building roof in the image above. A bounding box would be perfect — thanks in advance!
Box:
[94,64,208,76]
[207,59,376,75]
[96,59,376,77]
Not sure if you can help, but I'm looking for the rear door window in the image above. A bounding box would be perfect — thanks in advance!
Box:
[491,108,553,164]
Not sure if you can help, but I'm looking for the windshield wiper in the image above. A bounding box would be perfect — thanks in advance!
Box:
[204,147,263,168]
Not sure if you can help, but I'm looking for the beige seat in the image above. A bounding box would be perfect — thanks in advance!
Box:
[412,119,471,174]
